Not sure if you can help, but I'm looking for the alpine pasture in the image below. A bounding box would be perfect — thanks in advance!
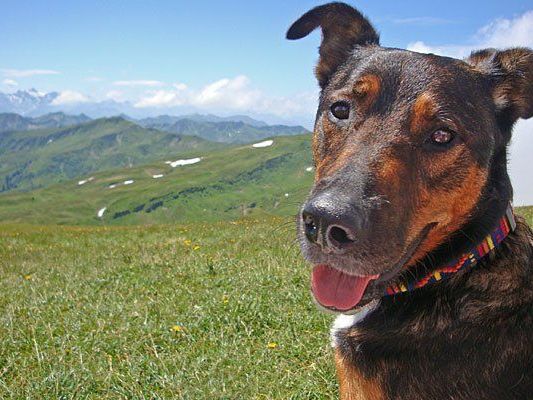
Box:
[1,116,532,398]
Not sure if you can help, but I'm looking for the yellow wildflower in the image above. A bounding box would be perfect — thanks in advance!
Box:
[267,342,278,349]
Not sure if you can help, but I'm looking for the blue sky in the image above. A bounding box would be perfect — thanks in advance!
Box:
[1,1,533,204]
[1,1,532,112]
[0,0,533,204]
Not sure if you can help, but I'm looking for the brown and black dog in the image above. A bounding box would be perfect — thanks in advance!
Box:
[287,3,533,399]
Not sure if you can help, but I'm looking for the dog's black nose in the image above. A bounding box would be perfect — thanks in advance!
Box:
[302,192,361,252]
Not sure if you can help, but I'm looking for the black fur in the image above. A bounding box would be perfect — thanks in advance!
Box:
[288,2,533,399]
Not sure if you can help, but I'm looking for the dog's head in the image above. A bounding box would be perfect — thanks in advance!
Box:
[288,2,533,313]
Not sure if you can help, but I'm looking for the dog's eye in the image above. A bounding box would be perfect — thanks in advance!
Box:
[430,129,455,145]
[330,101,350,120]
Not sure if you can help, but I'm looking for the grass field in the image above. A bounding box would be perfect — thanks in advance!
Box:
[0,217,336,399]
[0,134,313,225]
[1,208,531,399]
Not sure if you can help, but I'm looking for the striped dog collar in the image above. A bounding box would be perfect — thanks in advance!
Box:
[385,204,517,296]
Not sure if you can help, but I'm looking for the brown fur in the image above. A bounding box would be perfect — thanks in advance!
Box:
[467,48,533,120]
[288,3,533,399]
[336,350,385,400]
[406,164,489,266]
[353,74,381,111]
[410,92,438,134]
[287,2,379,88]
[339,218,533,400]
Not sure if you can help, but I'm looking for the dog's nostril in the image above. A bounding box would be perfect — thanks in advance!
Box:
[329,226,354,247]
[303,213,318,243]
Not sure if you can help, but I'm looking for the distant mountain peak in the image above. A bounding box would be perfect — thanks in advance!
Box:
[0,111,92,133]
[27,88,47,97]
[0,88,308,128]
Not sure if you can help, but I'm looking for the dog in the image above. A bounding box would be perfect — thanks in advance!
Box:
[287,3,533,399]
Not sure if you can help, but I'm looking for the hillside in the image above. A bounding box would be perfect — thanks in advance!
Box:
[136,113,268,127]
[0,112,91,133]
[139,117,309,144]
[0,134,314,225]
[0,113,39,132]
[0,117,222,193]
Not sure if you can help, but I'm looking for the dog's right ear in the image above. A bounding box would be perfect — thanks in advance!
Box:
[466,47,533,127]
[286,2,379,89]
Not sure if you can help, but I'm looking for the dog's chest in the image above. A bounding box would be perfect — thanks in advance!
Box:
[331,301,385,400]
[330,300,379,348]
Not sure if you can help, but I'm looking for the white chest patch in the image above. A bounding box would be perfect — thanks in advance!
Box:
[330,300,380,348]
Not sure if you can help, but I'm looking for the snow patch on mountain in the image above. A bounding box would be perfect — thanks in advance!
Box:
[169,157,201,167]
[252,140,273,148]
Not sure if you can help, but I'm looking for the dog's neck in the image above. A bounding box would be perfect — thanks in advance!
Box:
[398,148,514,288]
[375,214,533,326]
[363,216,533,339]
[385,204,516,296]
[334,217,533,399]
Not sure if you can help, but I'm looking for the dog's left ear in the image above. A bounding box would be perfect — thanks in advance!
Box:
[466,47,533,126]
[286,2,379,89]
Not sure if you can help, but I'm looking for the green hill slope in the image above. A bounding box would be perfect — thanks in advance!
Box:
[0,112,91,132]
[0,117,222,192]
[140,117,309,144]
[0,134,314,225]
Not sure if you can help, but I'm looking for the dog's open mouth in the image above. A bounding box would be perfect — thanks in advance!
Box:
[311,265,379,312]
[310,223,436,312]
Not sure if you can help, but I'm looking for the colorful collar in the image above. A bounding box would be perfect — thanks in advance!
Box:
[384,204,517,296]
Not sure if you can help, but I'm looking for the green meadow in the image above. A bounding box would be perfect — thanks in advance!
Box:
[0,218,337,399]
[1,208,531,399]
[2,0,532,397]
[0,134,313,225]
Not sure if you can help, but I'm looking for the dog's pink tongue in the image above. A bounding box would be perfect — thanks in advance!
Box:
[311,265,376,311]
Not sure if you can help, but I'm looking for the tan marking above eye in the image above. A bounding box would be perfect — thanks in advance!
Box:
[410,92,438,134]
[353,74,381,110]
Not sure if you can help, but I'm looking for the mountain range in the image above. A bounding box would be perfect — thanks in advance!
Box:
[0,116,221,193]
[0,112,91,133]
[0,91,313,223]
[0,110,309,193]
[137,117,307,144]
[0,88,59,115]
[0,88,137,118]
[134,113,268,127]
[0,88,308,127]
[0,133,314,225]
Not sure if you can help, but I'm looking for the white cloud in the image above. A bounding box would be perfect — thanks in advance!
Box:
[105,90,126,102]
[509,119,533,206]
[113,80,164,87]
[85,76,104,82]
[193,75,262,109]
[134,90,185,108]
[407,10,533,58]
[133,75,317,118]
[2,78,18,86]
[2,68,60,78]
[407,41,473,59]
[51,90,90,105]
[253,91,318,118]
[476,11,533,48]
